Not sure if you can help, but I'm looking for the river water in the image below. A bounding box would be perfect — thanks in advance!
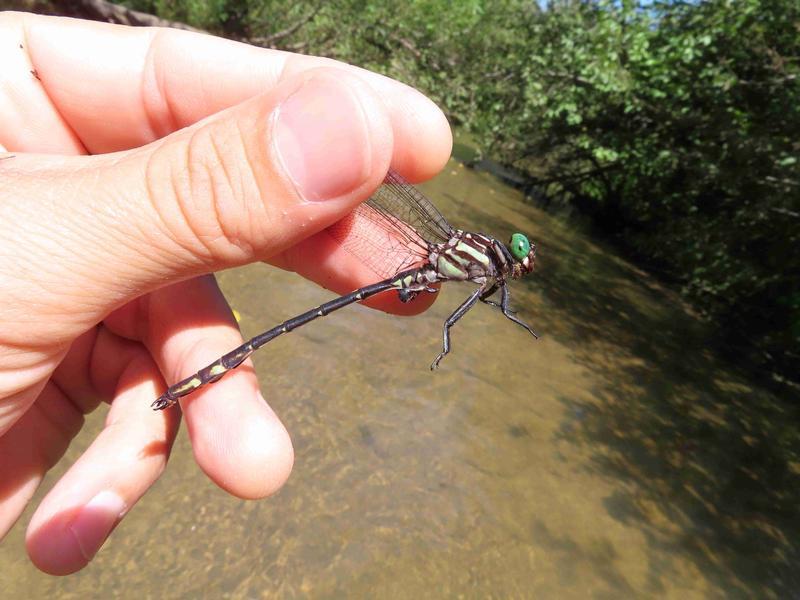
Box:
[3,162,797,598]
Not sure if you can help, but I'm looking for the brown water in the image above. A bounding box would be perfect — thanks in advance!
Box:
[3,163,798,598]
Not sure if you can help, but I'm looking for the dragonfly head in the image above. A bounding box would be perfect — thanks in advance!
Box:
[508,233,536,278]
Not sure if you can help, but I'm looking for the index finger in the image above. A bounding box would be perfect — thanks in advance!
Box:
[16,13,451,179]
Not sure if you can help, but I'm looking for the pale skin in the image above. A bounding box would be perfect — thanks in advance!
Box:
[0,13,451,575]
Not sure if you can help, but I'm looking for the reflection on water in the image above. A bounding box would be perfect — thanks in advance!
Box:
[4,162,798,598]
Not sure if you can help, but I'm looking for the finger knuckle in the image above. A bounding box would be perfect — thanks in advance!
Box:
[146,123,266,264]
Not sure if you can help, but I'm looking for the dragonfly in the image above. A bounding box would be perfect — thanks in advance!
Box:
[152,170,538,410]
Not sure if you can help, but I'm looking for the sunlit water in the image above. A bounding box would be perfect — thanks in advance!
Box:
[3,162,798,598]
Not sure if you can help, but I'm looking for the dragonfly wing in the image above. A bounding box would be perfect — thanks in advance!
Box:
[370,170,454,244]
[326,170,453,280]
[326,202,430,280]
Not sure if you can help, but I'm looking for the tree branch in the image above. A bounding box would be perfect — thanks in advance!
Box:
[250,4,322,48]
[50,0,204,32]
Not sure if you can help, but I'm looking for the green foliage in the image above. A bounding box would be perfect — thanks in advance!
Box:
[501,0,800,385]
[118,0,799,385]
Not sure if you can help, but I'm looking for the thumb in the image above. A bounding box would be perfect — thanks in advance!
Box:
[0,67,393,341]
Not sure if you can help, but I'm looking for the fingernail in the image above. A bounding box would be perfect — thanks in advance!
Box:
[273,76,371,201]
[68,490,126,561]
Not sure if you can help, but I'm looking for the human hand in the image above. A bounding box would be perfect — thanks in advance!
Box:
[0,12,451,574]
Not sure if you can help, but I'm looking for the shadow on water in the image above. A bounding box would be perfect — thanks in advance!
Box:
[448,166,800,597]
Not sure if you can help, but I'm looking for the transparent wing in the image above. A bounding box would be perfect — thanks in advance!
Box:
[326,171,455,279]
[368,170,454,245]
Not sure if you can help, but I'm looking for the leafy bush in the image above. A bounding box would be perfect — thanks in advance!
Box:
[470,0,800,386]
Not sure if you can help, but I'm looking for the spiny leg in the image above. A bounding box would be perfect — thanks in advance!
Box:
[479,283,515,314]
[479,283,498,303]
[430,285,486,370]
[498,283,538,338]
[399,282,439,303]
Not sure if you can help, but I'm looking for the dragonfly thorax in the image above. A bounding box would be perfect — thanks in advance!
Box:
[428,230,510,284]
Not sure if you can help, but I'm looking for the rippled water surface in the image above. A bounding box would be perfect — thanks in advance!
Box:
[3,163,797,598]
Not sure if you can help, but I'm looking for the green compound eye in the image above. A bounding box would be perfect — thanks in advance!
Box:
[509,233,530,261]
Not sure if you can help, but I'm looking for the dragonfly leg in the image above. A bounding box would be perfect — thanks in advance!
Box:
[479,283,516,313]
[480,284,517,314]
[431,285,485,370]
[398,289,417,303]
[479,283,498,301]
[498,283,538,339]
[399,282,438,303]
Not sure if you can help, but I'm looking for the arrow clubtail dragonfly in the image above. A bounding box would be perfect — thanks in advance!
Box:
[152,170,538,410]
